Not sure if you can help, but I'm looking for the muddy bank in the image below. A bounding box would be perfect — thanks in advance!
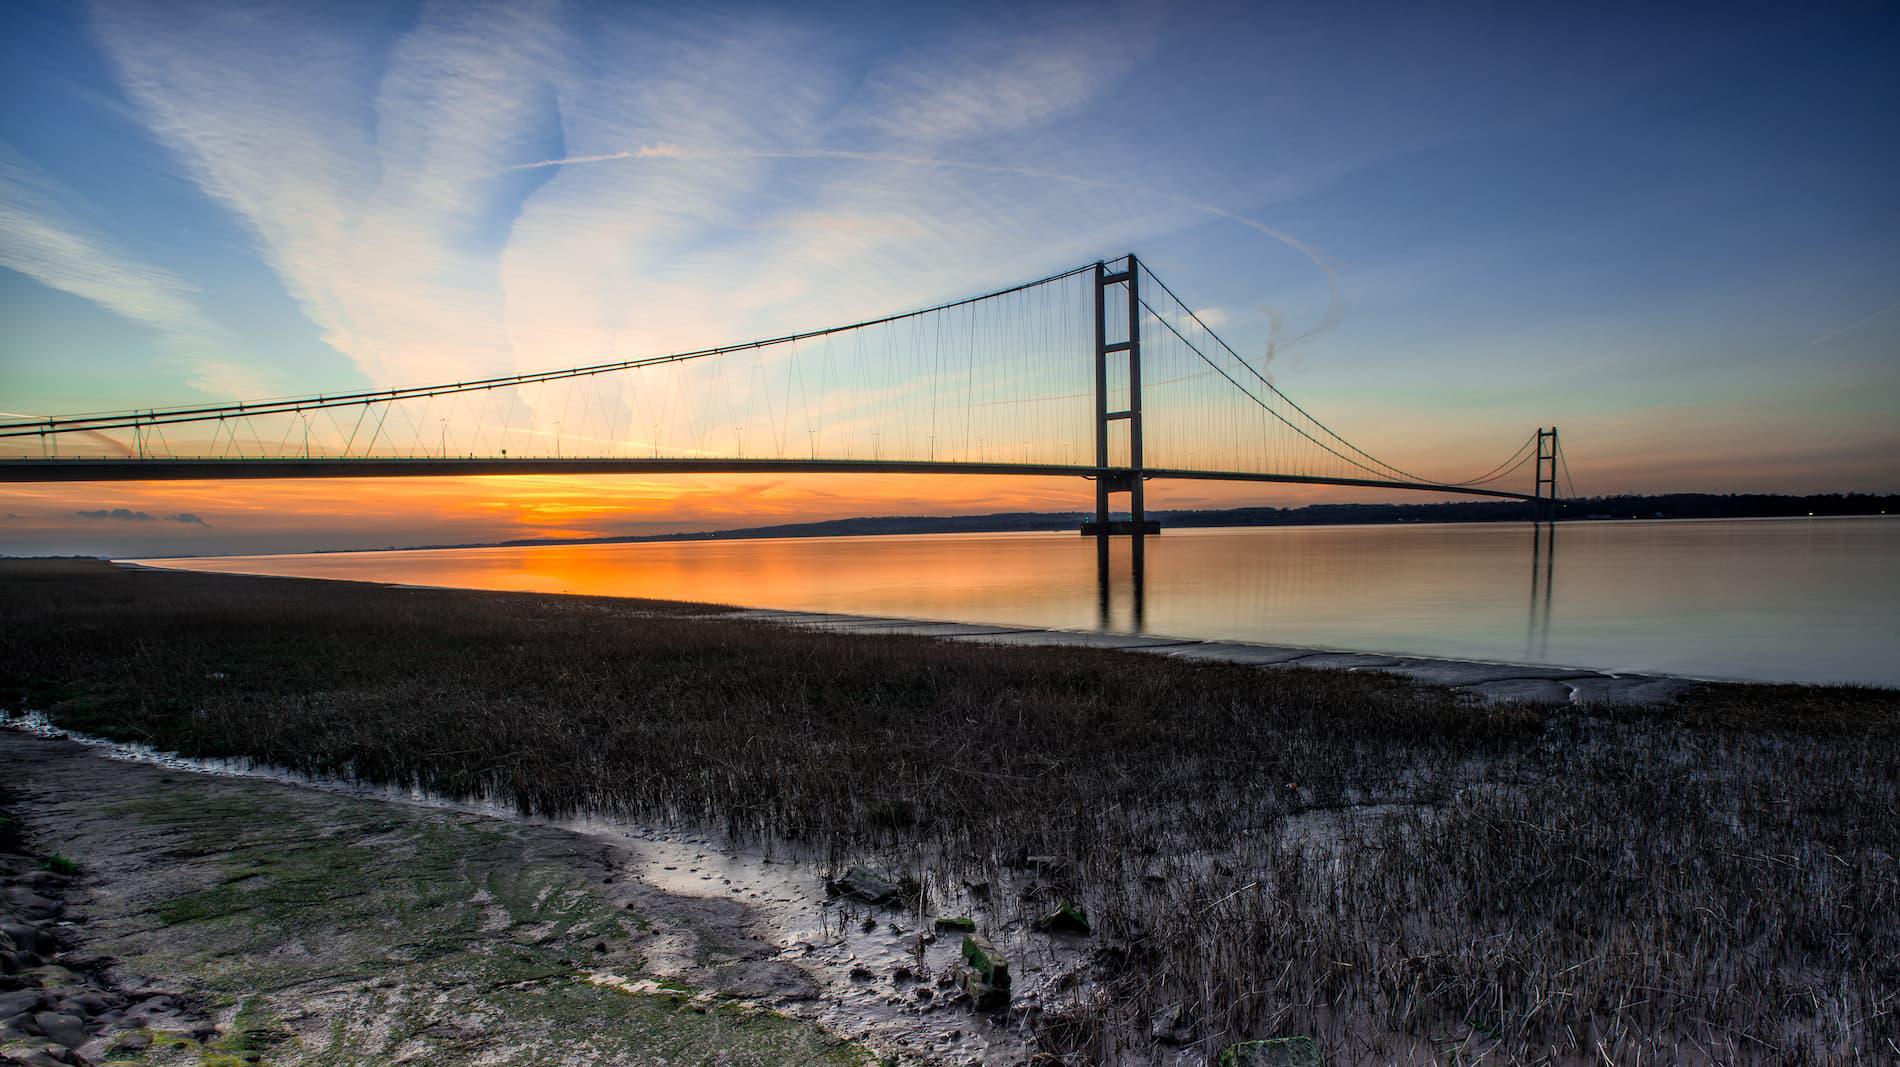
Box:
[716,607,1699,706]
[0,732,885,1066]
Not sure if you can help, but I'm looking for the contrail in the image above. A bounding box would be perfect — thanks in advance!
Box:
[509,145,1345,350]
[1808,296,1900,347]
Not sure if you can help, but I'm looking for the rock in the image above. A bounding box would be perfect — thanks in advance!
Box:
[933,916,976,933]
[848,965,875,981]
[17,871,71,893]
[55,992,114,1018]
[110,1030,153,1052]
[30,1009,88,1048]
[960,935,1010,988]
[3,887,59,921]
[954,935,1010,1011]
[826,867,901,906]
[0,988,50,1017]
[0,922,54,956]
[1219,1036,1322,1067]
[12,1048,82,1067]
[1034,901,1090,936]
[24,965,83,988]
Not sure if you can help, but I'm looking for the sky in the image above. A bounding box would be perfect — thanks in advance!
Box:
[2,0,1897,556]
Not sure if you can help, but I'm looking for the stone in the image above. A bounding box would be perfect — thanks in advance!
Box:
[954,934,1011,1008]
[826,867,901,906]
[1034,901,1090,936]
[1219,1036,1322,1067]
[14,1048,81,1067]
[55,992,113,1017]
[30,1009,88,1048]
[0,988,50,1017]
[0,922,54,956]
[110,1030,153,1052]
[933,916,976,933]
[953,967,1008,1012]
[960,935,1009,988]
[3,888,59,921]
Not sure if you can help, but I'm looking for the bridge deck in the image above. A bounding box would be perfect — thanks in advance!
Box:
[0,457,1539,502]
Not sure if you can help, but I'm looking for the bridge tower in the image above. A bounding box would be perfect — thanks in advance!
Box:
[1534,426,1559,523]
[1084,254,1156,535]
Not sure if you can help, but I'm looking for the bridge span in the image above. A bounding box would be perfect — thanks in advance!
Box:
[0,456,1542,504]
[0,254,1576,523]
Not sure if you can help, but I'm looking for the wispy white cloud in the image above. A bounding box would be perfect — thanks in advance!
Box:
[843,11,1154,144]
[0,145,269,397]
[84,0,1334,445]
[0,149,206,334]
[91,0,563,387]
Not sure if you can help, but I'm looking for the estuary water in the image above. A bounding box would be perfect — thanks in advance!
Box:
[141,516,1900,687]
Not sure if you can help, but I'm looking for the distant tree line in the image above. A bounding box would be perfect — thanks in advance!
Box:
[1161,492,1899,528]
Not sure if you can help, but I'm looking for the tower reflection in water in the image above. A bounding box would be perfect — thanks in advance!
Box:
[1095,524,1557,653]
[1527,522,1555,659]
[1095,532,1147,633]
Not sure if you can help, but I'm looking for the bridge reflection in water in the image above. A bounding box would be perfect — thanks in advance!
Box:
[1092,523,1560,656]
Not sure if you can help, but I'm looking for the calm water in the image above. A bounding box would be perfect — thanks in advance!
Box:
[142,517,1900,687]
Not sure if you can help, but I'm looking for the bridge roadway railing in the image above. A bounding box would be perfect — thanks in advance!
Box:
[0,455,1542,503]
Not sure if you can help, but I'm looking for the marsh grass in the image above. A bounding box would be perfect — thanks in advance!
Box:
[3,559,1895,1063]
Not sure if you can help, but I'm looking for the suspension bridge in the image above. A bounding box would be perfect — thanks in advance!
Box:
[0,255,1577,527]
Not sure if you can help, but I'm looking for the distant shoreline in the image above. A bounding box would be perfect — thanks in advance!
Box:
[122,491,1899,560]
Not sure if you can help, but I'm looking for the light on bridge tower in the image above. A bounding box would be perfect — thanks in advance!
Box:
[1083,254,1157,536]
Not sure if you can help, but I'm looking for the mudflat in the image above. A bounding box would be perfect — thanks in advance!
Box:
[0,732,868,1066]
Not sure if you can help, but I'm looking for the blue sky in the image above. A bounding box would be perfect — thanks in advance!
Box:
[2,1,1897,553]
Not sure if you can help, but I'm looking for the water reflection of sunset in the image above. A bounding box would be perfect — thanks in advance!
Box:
[143,519,1900,687]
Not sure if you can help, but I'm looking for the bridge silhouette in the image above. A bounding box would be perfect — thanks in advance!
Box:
[0,255,1576,528]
